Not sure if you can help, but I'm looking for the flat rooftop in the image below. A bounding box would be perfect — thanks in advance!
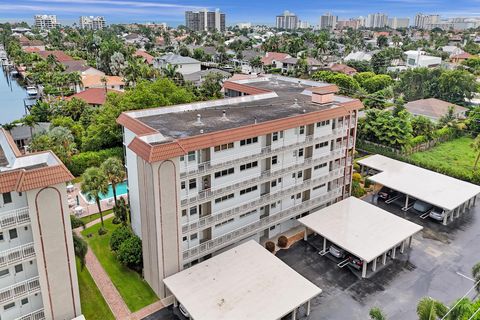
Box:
[127,76,355,139]
[299,197,423,263]
[357,155,480,211]
[163,240,322,320]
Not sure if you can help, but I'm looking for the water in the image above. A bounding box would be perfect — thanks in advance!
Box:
[81,180,128,203]
[0,69,29,124]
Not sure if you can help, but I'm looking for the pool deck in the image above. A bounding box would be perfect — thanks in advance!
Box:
[69,182,129,218]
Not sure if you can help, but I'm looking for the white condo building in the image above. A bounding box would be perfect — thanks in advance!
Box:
[34,15,58,30]
[79,16,106,30]
[366,13,388,28]
[0,129,81,320]
[117,75,363,301]
[276,11,299,30]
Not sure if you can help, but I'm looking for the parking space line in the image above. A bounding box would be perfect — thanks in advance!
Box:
[456,272,475,282]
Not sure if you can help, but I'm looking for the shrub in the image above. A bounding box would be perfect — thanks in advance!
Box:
[353,162,360,172]
[98,227,107,235]
[113,198,129,225]
[112,217,122,224]
[117,235,143,271]
[352,172,362,182]
[70,215,85,230]
[68,147,123,177]
[352,180,366,198]
[73,233,88,270]
[110,226,133,251]
[265,241,275,253]
[364,178,373,189]
[277,235,288,248]
[410,135,427,147]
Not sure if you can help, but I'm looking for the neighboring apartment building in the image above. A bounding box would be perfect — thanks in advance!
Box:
[34,15,58,30]
[276,11,298,30]
[387,17,410,29]
[79,16,106,30]
[405,50,442,68]
[185,9,226,32]
[414,13,440,29]
[319,13,337,30]
[366,13,388,28]
[117,75,362,300]
[0,129,81,320]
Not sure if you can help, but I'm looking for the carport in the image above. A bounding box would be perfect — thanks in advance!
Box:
[357,155,480,225]
[299,197,423,278]
[163,240,322,320]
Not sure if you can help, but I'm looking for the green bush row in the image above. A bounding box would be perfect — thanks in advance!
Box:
[67,147,123,177]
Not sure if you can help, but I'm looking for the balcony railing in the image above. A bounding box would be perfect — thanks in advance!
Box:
[0,276,41,305]
[0,207,30,230]
[180,125,351,178]
[182,187,343,262]
[16,309,45,320]
[181,144,348,207]
[181,166,346,235]
[0,243,36,268]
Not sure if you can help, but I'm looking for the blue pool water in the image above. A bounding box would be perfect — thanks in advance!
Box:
[82,180,128,202]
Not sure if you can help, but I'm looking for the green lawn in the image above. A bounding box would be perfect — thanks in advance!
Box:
[80,209,113,225]
[408,136,476,178]
[81,218,158,312]
[76,258,115,320]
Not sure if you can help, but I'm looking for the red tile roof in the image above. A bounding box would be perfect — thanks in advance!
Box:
[67,88,121,106]
[38,50,75,62]
[451,52,473,60]
[134,49,155,64]
[329,64,357,75]
[261,52,291,65]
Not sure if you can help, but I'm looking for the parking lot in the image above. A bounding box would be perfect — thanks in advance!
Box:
[276,195,480,320]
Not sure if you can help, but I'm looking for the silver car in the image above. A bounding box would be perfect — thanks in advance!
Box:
[413,200,433,214]
[429,207,445,221]
[329,245,346,258]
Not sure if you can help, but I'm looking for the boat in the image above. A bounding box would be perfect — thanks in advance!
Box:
[10,70,18,76]
[26,86,38,97]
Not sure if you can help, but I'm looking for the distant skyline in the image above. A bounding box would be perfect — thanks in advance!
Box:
[2,0,480,26]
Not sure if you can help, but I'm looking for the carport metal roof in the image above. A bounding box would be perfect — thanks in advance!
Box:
[163,240,322,320]
[357,155,480,211]
[298,197,423,263]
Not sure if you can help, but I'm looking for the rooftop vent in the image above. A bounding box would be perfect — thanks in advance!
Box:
[291,98,300,108]
[297,80,302,87]
[220,109,229,121]
[194,113,204,126]
[254,117,257,124]
[200,129,204,134]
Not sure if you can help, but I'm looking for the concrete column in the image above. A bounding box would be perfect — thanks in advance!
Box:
[304,228,308,241]
[382,252,387,265]
[307,300,311,316]
[474,196,477,206]
[462,203,466,214]
[400,241,405,254]
[362,260,368,278]
[450,210,454,222]
[408,236,413,248]
[392,246,396,259]
[291,308,296,320]
[404,195,409,209]
[173,297,178,307]
[372,258,377,272]
[323,237,327,252]
[443,211,449,226]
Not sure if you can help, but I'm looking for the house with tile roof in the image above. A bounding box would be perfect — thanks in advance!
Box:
[67,88,122,106]
[153,53,201,75]
[405,98,468,121]
[81,74,125,92]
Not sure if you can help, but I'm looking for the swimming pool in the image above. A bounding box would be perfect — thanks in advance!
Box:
[81,180,128,203]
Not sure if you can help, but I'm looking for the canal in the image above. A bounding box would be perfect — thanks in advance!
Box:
[0,69,29,124]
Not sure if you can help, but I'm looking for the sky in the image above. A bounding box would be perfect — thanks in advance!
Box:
[1,0,480,26]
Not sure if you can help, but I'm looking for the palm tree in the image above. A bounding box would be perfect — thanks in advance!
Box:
[21,115,37,139]
[161,64,183,83]
[416,297,448,320]
[472,262,480,293]
[100,157,125,206]
[369,307,387,320]
[81,167,109,228]
[100,76,108,93]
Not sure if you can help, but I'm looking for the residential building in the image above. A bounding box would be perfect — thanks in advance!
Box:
[387,17,410,29]
[185,9,226,32]
[366,13,388,28]
[79,16,106,30]
[327,63,357,76]
[0,128,81,320]
[297,20,310,29]
[414,13,440,29]
[276,11,298,30]
[344,51,373,62]
[405,50,442,68]
[261,52,292,69]
[405,98,468,121]
[450,52,473,64]
[320,13,337,30]
[153,53,201,75]
[335,19,361,30]
[34,15,58,30]
[81,74,125,91]
[67,88,122,107]
[117,75,362,300]
[134,49,155,65]
[236,22,252,29]
[281,57,324,73]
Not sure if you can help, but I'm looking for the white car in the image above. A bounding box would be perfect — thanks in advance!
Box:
[429,207,446,221]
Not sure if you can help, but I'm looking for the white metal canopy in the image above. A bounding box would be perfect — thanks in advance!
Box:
[163,240,322,320]
[299,197,423,263]
[357,155,480,211]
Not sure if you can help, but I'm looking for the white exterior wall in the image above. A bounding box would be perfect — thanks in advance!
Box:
[1,294,43,320]
[124,128,142,237]
[210,140,261,166]
[176,63,201,75]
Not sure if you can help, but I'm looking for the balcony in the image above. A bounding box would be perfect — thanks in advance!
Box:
[180,125,351,178]
[16,309,45,320]
[182,187,343,263]
[0,207,30,231]
[181,166,346,235]
[0,276,41,305]
[181,144,348,207]
[0,243,36,268]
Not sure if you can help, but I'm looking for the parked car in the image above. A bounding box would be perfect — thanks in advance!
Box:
[179,304,190,318]
[378,187,398,201]
[412,200,433,214]
[429,206,446,221]
[348,256,364,270]
[329,245,346,258]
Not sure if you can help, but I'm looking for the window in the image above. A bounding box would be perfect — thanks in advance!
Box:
[180,155,185,162]
[316,120,330,127]
[4,302,15,310]
[315,141,329,149]
[240,186,258,195]
[298,148,304,157]
[296,193,301,199]
[182,236,187,241]
[14,264,23,273]
[214,143,234,152]
[189,179,197,190]
[215,218,234,227]
[189,207,197,216]
[215,193,234,204]
[297,171,303,179]
[240,210,256,219]
[271,202,277,209]
[0,232,3,241]
[182,209,187,217]
[181,181,186,190]
[214,168,234,178]
[0,268,9,277]
[271,156,278,165]
[21,298,28,305]
[272,131,283,141]
[190,233,198,240]
[271,180,277,188]
[240,137,258,146]
[291,195,295,200]
[2,192,12,204]
[9,228,18,240]
[314,163,328,170]
[187,151,196,162]
[240,161,258,171]
[299,126,305,134]
[313,183,326,191]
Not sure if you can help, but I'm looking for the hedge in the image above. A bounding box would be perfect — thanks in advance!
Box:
[68,147,123,177]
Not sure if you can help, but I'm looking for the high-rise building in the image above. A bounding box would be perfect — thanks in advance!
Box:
[34,15,58,30]
[336,19,361,30]
[117,75,362,299]
[366,13,388,28]
[0,129,81,320]
[185,9,226,32]
[414,13,440,29]
[319,13,338,29]
[387,17,410,29]
[276,10,298,30]
[297,20,310,29]
[79,16,106,30]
